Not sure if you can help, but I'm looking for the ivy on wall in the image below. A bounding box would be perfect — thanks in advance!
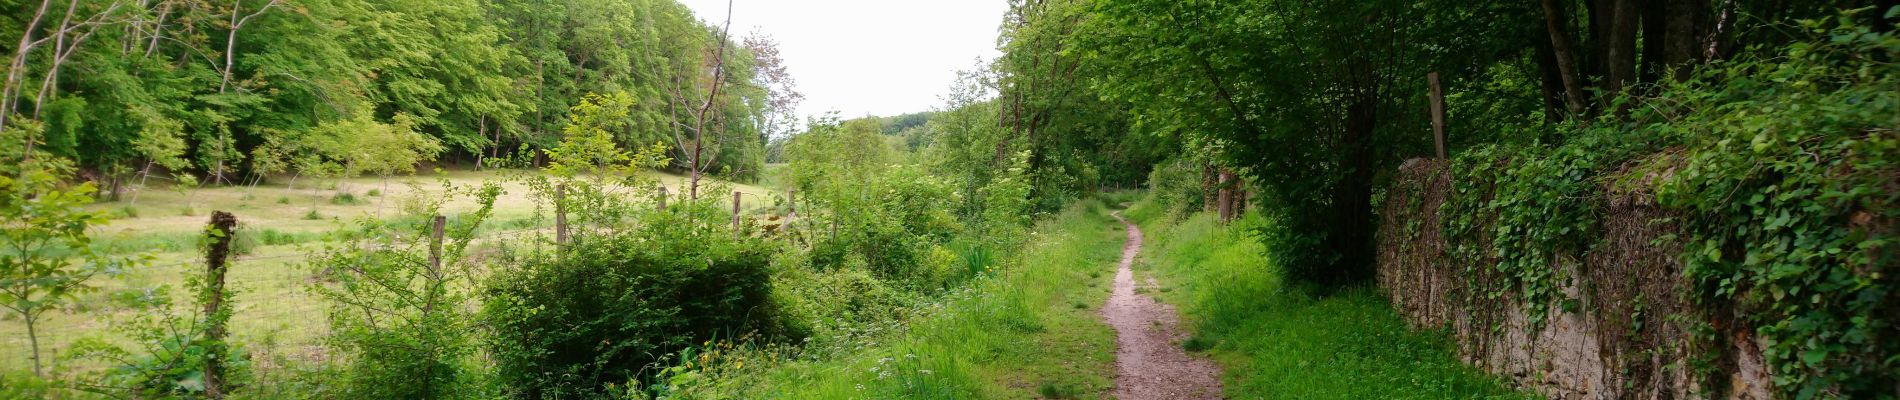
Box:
[1434,12,1897,398]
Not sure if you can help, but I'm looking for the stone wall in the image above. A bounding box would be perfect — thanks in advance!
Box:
[1375,158,1770,399]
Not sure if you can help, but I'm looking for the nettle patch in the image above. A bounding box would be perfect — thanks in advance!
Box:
[1436,16,1897,398]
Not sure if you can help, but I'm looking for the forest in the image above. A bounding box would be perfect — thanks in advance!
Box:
[1,0,1896,399]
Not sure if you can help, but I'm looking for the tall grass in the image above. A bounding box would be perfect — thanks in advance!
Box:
[1129,199,1536,399]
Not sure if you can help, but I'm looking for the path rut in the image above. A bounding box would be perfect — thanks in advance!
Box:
[1102,212,1223,399]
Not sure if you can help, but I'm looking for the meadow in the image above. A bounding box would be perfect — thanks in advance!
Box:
[0,169,782,373]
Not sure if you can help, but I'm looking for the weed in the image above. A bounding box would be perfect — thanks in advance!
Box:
[116,205,139,218]
[303,210,323,220]
[331,192,358,205]
[366,188,381,197]
[275,196,291,204]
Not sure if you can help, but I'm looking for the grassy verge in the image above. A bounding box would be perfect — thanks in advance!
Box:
[662,199,1123,399]
[1126,201,1536,399]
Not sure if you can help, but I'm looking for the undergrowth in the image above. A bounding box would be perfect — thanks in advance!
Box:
[643,199,1122,399]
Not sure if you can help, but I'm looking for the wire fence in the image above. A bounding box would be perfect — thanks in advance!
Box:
[0,189,800,375]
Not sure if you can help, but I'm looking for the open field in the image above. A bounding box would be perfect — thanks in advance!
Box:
[0,168,780,373]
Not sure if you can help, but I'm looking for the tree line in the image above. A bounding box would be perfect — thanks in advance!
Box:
[991,0,1895,287]
[2,0,797,197]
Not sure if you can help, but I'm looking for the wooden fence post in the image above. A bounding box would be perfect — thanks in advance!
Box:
[1216,170,1234,223]
[429,215,445,271]
[731,191,743,233]
[657,186,669,211]
[555,184,568,246]
[202,211,238,400]
[1429,72,1448,159]
[785,189,797,226]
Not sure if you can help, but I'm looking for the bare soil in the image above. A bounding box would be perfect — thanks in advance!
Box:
[1102,213,1223,399]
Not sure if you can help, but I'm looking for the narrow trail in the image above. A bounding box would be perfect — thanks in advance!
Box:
[1103,212,1223,399]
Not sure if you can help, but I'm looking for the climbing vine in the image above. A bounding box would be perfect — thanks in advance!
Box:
[1436,12,1897,397]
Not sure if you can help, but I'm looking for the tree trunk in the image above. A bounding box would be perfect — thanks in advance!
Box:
[24,314,42,377]
[130,161,153,206]
[1600,0,1641,111]
[1202,163,1217,212]
[1329,96,1379,287]
[1216,170,1232,222]
[33,0,83,119]
[144,1,171,58]
[1662,0,1706,81]
[3,0,58,147]
[1540,0,1590,117]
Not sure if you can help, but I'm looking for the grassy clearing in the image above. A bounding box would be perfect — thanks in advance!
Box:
[1126,201,1537,399]
[0,168,778,373]
[666,199,1123,399]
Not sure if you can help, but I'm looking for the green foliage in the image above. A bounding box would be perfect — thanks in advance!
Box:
[647,200,1120,399]
[308,181,505,399]
[482,199,780,398]
[1435,14,1899,397]
[1652,16,1899,397]
[1054,0,1530,288]
[0,170,137,376]
[788,117,967,288]
[546,92,670,182]
[69,284,249,398]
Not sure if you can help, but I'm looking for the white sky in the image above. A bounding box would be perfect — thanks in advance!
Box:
[678,0,1007,120]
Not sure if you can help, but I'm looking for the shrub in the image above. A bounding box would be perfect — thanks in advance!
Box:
[308,183,503,400]
[483,201,781,398]
[330,192,357,205]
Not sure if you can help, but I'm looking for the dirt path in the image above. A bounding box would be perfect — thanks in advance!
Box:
[1103,212,1223,399]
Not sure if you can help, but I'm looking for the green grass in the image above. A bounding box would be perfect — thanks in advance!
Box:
[668,199,1124,399]
[1130,201,1537,399]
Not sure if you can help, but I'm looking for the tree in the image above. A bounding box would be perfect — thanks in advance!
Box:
[0,170,136,377]
[655,0,740,198]
[742,31,803,148]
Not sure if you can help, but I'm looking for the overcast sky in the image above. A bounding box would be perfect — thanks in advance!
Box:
[677,0,1007,120]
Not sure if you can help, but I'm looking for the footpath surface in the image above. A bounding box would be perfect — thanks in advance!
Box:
[1103,212,1223,399]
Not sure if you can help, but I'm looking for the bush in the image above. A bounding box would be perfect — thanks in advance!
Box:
[308,183,503,400]
[330,192,357,205]
[483,202,782,398]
